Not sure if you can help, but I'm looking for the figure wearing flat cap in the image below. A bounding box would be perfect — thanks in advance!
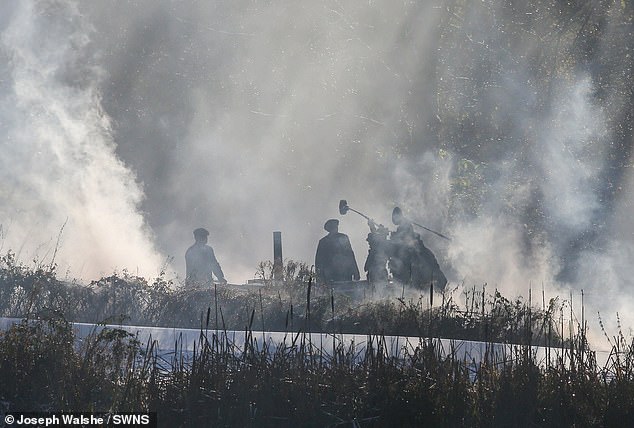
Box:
[315,219,360,284]
[185,228,227,287]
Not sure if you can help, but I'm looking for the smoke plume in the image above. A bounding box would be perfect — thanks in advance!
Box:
[0,1,163,278]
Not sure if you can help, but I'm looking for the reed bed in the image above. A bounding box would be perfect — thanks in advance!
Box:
[3,251,634,426]
[1,315,634,427]
[1,253,564,346]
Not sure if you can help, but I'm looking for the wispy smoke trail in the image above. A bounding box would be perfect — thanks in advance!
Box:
[0,1,163,278]
[440,77,611,294]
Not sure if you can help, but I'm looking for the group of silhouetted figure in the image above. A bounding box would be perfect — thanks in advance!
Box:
[184,206,447,291]
[315,207,447,290]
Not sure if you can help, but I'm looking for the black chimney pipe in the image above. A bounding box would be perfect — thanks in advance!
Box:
[273,231,283,280]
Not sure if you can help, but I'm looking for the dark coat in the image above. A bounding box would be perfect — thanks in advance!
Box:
[411,239,447,290]
[364,229,389,284]
[388,222,417,284]
[315,232,360,283]
[389,222,447,290]
[185,242,226,286]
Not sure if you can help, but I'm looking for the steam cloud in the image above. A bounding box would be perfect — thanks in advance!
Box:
[1,0,633,332]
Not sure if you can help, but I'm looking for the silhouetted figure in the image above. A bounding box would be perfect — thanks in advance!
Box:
[364,219,389,285]
[185,228,227,287]
[411,236,447,290]
[315,219,360,284]
[389,207,417,285]
[389,207,447,290]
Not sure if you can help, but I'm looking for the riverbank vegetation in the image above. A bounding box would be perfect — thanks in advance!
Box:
[1,252,566,346]
[3,252,634,426]
[1,311,633,426]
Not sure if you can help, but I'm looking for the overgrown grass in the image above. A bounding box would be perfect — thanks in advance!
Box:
[0,251,566,346]
[2,251,634,426]
[1,315,634,427]
[0,317,149,413]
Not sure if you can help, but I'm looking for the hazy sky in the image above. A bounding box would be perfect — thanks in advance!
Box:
[1,0,633,332]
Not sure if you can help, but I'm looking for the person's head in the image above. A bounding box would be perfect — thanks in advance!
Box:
[392,207,404,226]
[193,227,209,243]
[324,219,339,233]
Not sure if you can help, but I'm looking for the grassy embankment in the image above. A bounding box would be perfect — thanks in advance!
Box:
[2,251,634,426]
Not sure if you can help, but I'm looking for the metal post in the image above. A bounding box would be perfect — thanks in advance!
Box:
[273,231,283,280]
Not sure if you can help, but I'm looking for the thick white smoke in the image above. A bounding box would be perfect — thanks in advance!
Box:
[0,1,163,279]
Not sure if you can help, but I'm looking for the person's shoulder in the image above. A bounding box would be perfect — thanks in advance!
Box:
[198,243,214,252]
[187,242,212,253]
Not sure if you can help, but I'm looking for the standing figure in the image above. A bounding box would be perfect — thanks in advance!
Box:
[388,207,417,285]
[411,237,448,290]
[185,227,227,287]
[315,219,360,284]
[389,207,447,290]
[364,220,390,285]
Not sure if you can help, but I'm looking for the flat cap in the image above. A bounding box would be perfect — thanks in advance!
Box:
[193,227,209,238]
[324,219,339,232]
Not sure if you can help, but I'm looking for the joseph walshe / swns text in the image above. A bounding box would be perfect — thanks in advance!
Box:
[3,412,155,427]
